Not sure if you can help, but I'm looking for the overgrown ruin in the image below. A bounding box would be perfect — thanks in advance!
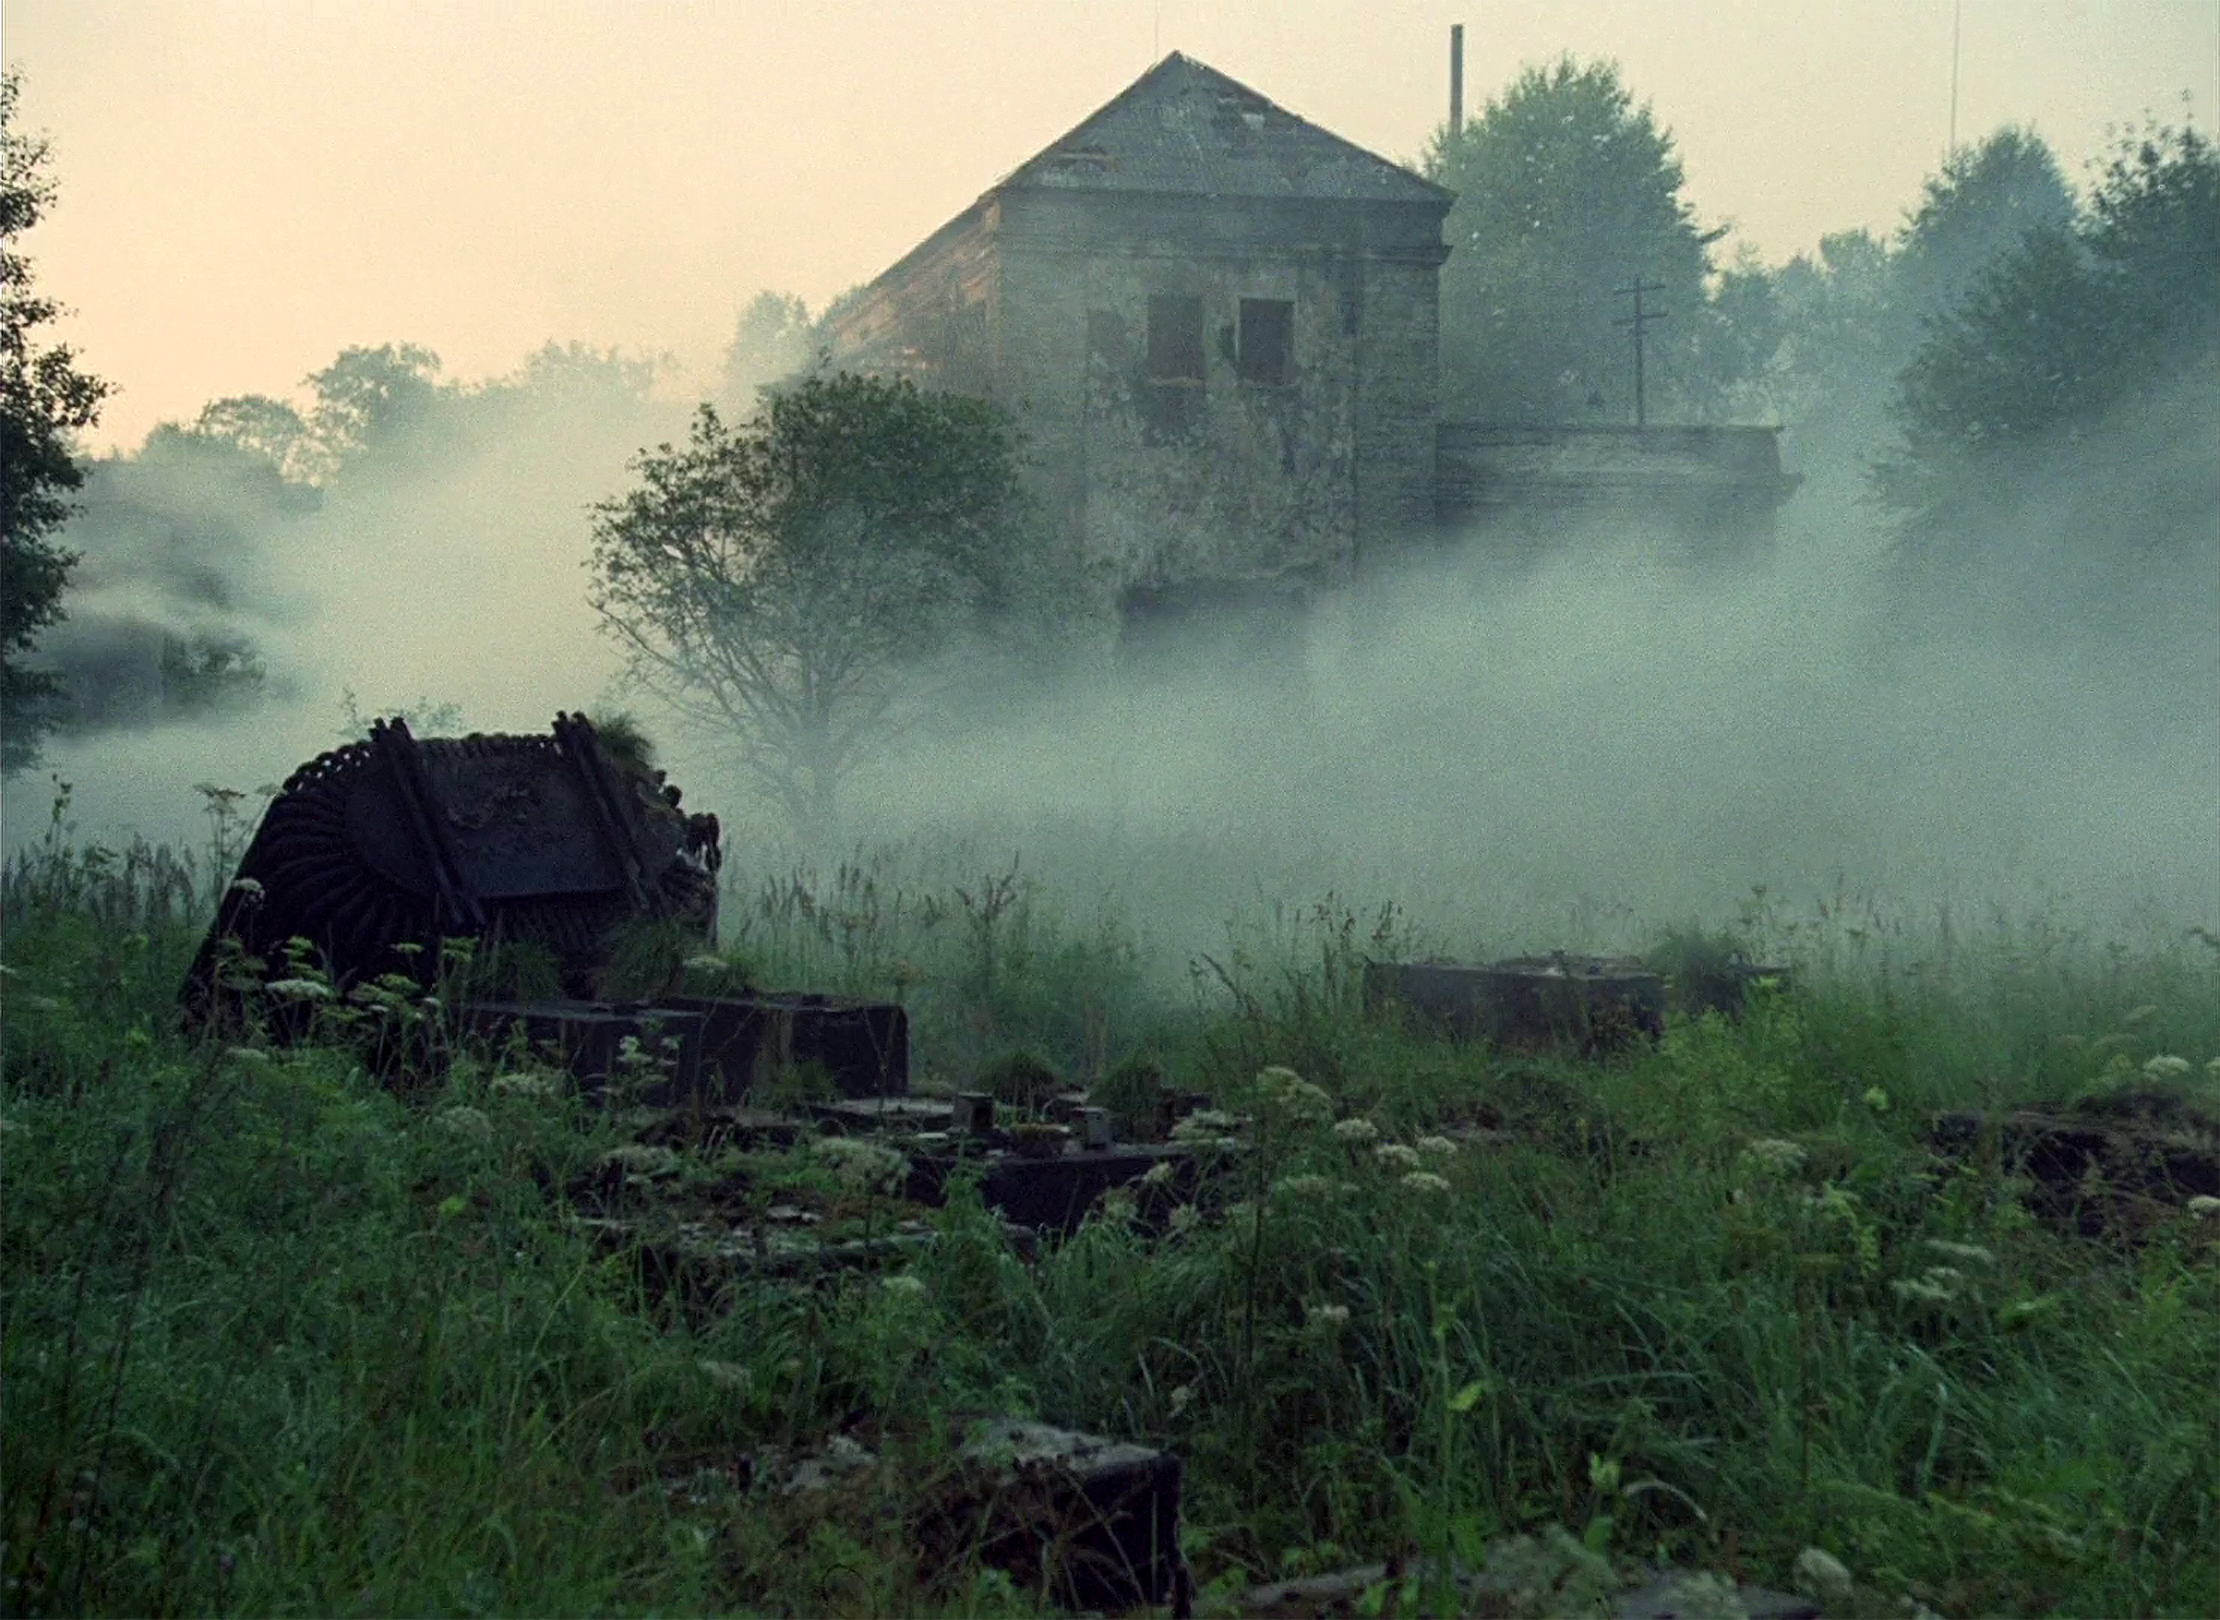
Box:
[823,53,1798,634]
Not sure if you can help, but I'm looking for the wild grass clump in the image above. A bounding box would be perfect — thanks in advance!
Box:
[4,808,2216,1616]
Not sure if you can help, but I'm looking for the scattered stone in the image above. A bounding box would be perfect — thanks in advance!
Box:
[1365,956,1667,1052]
[1240,1554,1824,1620]
[922,1418,1188,1615]
[1930,1090,2220,1238]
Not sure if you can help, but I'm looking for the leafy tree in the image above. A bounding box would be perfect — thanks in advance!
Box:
[1883,122,2216,525]
[1742,128,2074,496]
[188,393,312,480]
[2,68,112,775]
[302,342,446,476]
[1893,127,2075,320]
[720,291,814,407]
[1424,57,1724,423]
[588,372,1046,833]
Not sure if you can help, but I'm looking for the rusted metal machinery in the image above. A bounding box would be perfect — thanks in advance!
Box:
[181,712,722,1027]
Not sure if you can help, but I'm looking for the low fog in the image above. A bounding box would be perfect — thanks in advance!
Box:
[15,373,2213,962]
[10,78,2214,962]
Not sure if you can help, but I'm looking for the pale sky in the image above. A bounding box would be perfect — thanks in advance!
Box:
[8,0,2216,451]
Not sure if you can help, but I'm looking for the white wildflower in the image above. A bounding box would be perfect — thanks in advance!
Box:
[436,1105,493,1143]
[1792,1547,1854,1602]
[1742,1137,1809,1176]
[1890,1275,1955,1305]
[1401,1171,1452,1195]
[225,1046,271,1066]
[881,1273,927,1298]
[1167,1384,1193,1415]
[811,1135,909,1195]
[1167,1203,1200,1234]
[1922,1239,1994,1266]
[264,978,333,1002]
[1270,1173,1338,1200]
[604,1142,681,1179]
[1140,1160,1176,1189]
[2142,1053,2192,1079]
[2187,1195,2220,1220]
[1416,1135,1459,1160]
[227,876,265,901]
[1374,1142,1421,1170]
[1170,1109,1238,1145]
[1331,1117,1380,1146]
[1256,1066,1333,1125]
[684,954,728,973]
[1305,1302,1351,1329]
[698,1358,752,1390]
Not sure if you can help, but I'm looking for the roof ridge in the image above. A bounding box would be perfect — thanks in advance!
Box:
[991,51,1449,204]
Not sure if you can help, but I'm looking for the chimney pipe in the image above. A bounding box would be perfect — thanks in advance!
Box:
[1449,23,1464,134]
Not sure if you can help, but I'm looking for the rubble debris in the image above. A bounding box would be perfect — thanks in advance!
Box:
[461,999,707,1102]
[905,1141,1205,1235]
[923,1419,1189,1615]
[1931,1088,2220,1239]
[662,990,908,1099]
[1239,1555,1822,1620]
[461,989,908,1103]
[1365,956,1667,1052]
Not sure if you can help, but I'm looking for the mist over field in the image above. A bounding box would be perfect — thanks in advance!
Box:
[8,33,2215,969]
[17,398,2214,962]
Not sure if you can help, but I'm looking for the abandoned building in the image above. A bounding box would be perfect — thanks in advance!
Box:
[822,53,1796,626]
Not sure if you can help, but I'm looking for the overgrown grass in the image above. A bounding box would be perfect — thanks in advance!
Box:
[3,811,2216,1616]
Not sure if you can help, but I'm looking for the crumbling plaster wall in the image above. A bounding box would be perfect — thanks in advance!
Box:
[823,193,1447,612]
[1004,245,1355,598]
[990,193,1444,607]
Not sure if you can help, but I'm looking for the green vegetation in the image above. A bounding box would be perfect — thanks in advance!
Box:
[1,67,114,775]
[1423,56,1734,426]
[587,374,1075,838]
[5,804,2217,1618]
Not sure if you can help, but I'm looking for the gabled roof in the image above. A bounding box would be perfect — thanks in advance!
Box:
[996,53,1450,206]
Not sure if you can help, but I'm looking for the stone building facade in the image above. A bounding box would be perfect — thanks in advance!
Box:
[823,54,1796,623]
[822,53,1453,622]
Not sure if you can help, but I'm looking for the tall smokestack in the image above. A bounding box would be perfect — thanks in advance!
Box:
[1449,24,1464,134]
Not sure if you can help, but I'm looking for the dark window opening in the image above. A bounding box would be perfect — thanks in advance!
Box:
[1238,297,1294,386]
[1146,294,1205,383]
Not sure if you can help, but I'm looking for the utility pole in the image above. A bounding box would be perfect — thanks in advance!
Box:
[1613,278,1667,428]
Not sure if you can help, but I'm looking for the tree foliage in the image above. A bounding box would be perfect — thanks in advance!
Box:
[1424,57,1725,423]
[1892,127,2075,318]
[720,291,815,408]
[588,373,1044,833]
[1881,121,2218,550]
[1,68,112,775]
[1745,127,2074,494]
[300,342,446,477]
